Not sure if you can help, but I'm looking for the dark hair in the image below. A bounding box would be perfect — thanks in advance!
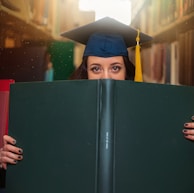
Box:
[69,56,135,80]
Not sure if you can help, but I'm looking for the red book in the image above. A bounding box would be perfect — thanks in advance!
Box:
[0,79,15,147]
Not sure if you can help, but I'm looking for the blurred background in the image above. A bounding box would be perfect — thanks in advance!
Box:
[0,0,194,86]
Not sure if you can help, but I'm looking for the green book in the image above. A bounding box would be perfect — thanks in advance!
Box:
[6,80,194,193]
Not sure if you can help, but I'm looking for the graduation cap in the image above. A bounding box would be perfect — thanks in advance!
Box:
[61,17,152,58]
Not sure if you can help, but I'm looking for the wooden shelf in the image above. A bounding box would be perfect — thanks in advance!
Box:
[152,12,194,42]
[0,4,54,43]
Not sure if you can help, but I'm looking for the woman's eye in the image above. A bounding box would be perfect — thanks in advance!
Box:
[91,66,101,72]
[112,66,121,72]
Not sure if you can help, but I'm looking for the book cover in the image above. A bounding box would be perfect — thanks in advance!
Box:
[6,80,194,193]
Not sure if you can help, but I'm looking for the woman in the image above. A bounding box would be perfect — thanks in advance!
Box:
[1,17,192,170]
[2,52,194,169]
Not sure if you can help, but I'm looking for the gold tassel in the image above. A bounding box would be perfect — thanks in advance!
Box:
[134,29,143,82]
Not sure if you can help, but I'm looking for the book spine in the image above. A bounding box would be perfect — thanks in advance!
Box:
[97,79,115,193]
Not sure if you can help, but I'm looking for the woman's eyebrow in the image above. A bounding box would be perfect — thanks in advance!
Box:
[110,62,123,65]
[88,63,101,66]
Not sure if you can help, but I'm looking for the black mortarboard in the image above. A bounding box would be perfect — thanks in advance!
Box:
[61,17,152,57]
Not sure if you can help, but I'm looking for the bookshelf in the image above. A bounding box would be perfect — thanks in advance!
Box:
[0,0,54,46]
[131,0,194,86]
[0,0,95,47]
[153,12,194,42]
[0,9,53,42]
[0,0,95,83]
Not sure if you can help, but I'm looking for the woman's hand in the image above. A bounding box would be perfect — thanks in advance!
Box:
[0,135,23,170]
[183,116,194,141]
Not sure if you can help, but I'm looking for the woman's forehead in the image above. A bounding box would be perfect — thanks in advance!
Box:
[87,56,124,64]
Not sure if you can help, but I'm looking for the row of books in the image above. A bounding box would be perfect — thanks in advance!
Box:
[140,28,194,86]
[0,0,51,27]
[1,0,95,42]
[151,0,194,33]
[0,0,56,39]
[131,0,194,36]
[130,1,194,86]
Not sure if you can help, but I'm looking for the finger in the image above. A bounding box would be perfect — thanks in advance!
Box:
[184,122,194,128]
[1,155,18,165]
[3,144,23,155]
[0,151,8,169]
[0,147,23,168]
[1,151,23,162]
[3,135,16,145]
[184,134,194,141]
[2,163,7,170]
[183,129,194,135]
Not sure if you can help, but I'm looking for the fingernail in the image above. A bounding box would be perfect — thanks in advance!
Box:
[183,129,187,133]
[18,149,23,154]
[18,155,23,159]
[14,160,17,164]
[184,123,189,127]
[12,140,16,145]
[192,116,194,120]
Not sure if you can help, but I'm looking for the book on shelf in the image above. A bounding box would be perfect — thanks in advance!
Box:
[150,43,165,83]
[178,29,194,86]
[170,41,179,85]
[0,79,15,189]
